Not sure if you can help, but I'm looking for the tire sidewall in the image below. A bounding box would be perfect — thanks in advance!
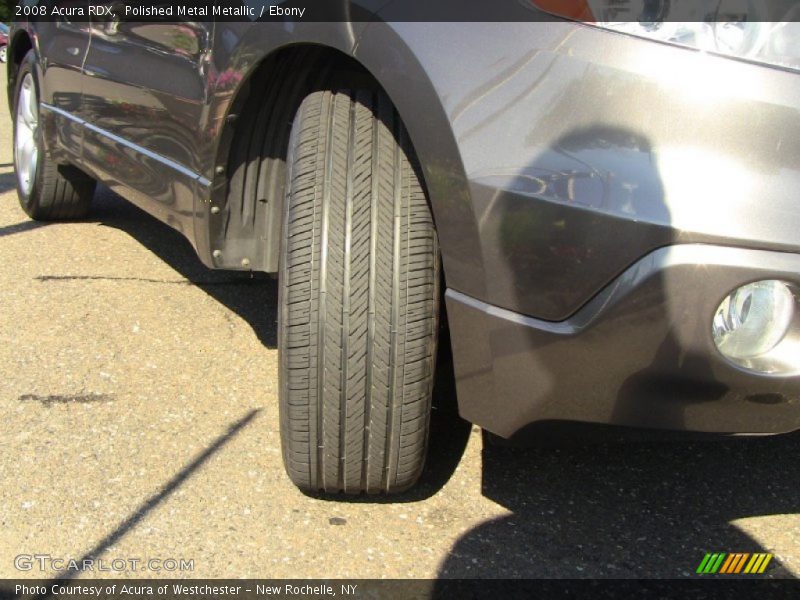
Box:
[276,98,303,470]
[13,51,46,217]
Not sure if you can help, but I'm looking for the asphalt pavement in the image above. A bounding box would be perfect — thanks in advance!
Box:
[1,67,799,581]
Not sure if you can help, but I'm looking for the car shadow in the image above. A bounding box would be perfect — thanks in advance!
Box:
[435,429,800,580]
[0,169,17,194]
[0,219,49,238]
[90,186,279,349]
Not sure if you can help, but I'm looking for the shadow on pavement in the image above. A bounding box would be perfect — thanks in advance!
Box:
[43,409,260,586]
[0,171,17,194]
[436,430,800,579]
[0,411,260,597]
[0,219,49,238]
[89,187,279,349]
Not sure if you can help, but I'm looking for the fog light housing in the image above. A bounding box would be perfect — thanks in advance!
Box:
[712,280,800,374]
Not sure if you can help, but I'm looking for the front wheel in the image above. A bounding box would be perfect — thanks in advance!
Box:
[279,89,440,494]
[13,50,95,220]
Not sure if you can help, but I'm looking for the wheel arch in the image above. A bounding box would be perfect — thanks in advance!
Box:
[6,28,34,111]
[354,24,485,299]
[202,34,484,298]
[204,42,378,274]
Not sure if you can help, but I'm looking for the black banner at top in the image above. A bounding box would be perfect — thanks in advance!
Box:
[8,0,800,23]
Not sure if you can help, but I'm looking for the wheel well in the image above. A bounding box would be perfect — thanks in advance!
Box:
[209,43,455,422]
[8,30,33,97]
[208,44,427,275]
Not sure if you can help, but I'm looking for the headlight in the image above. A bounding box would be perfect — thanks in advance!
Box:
[712,280,800,374]
[532,1,800,72]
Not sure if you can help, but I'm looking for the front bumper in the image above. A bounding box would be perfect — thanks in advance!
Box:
[447,244,800,437]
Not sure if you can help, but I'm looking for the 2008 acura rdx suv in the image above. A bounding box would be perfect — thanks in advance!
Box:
[8,1,800,494]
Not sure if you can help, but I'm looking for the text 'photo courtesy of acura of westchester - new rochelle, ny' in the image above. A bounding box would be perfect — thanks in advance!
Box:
[7,0,800,496]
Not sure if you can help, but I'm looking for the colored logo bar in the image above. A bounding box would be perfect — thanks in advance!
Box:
[696,553,773,574]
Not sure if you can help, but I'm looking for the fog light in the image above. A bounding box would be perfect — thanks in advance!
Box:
[712,280,797,372]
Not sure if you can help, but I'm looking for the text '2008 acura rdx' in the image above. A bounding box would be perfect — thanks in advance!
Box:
[8,1,800,495]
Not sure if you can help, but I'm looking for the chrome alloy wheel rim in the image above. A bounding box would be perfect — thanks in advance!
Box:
[15,74,39,197]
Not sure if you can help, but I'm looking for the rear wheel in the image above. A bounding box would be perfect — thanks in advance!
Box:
[279,89,440,494]
[13,50,95,220]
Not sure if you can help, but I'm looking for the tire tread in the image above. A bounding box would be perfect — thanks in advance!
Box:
[280,89,438,494]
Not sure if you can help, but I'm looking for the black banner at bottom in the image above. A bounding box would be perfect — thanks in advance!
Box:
[2,579,799,600]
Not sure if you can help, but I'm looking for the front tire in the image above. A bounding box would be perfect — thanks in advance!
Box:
[13,50,95,220]
[279,89,440,494]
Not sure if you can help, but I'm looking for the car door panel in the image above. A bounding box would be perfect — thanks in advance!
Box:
[35,1,93,163]
[80,4,212,238]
